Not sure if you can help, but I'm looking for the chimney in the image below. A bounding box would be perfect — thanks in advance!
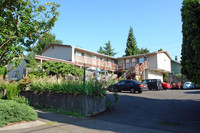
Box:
[175,56,178,61]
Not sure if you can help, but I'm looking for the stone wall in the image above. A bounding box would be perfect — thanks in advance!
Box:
[20,91,106,116]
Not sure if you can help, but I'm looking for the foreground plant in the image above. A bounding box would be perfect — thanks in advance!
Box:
[29,79,106,97]
[0,99,37,127]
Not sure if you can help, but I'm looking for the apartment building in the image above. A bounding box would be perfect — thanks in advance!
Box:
[35,44,171,81]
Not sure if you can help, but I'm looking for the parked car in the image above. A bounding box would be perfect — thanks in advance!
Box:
[141,79,163,90]
[108,80,148,93]
[183,82,194,89]
[161,82,171,90]
[171,83,181,89]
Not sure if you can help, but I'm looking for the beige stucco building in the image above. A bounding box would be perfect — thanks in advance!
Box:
[35,44,171,81]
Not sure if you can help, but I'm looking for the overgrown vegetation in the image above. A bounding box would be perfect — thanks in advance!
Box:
[30,78,106,97]
[0,99,37,127]
[0,82,21,99]
[42,61,84,77]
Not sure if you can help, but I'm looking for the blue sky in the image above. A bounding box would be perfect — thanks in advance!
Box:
[47,0,183,61]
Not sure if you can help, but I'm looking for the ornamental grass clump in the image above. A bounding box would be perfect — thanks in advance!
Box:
[30,79,106,97]
[0,99,37,127]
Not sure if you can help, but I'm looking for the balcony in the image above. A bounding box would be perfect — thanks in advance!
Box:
[74,55,116,71]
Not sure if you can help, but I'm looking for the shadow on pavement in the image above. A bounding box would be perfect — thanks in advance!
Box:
[184,91,200,94]
[32,92,200,133]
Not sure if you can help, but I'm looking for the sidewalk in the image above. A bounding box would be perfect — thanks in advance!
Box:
[0,110,173,133]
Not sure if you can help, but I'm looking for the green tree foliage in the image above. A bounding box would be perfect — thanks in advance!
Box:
[97,41,117,56]
[181,0,200,83]
[34,33,62,54]
[125,27,139,56]
[97,46,105,54]
[158,48,163,51]
[25,52,38,69]
[138,48,150,54]
[0,66,6,76]
[42,61,83,77]
[0,0,60,67]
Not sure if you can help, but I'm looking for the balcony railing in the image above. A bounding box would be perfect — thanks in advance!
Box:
[74,55,116,71]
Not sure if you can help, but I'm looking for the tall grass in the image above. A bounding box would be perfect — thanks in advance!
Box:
[30,78,106,97]
[0,82,20,99]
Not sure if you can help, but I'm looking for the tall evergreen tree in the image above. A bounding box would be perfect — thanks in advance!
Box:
[139,48,150,54]
[34,33,62,55]
[181,0,200,83]
[125,27,139,56]
[97,41,117,56]
[97,46,105,55]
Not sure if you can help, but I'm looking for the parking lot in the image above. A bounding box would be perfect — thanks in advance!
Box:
[96,90,200,133]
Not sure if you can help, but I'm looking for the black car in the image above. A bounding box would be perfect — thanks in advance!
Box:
[109,80,148,93]
[141,79,163,90]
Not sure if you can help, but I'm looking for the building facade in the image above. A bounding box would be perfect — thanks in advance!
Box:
[35,44,171,81]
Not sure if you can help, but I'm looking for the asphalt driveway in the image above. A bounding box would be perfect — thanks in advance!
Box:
[96,90,200,133]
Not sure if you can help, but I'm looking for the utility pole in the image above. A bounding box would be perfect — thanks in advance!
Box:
[83,63,86,89]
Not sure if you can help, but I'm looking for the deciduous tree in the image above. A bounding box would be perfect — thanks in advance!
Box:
[0,0,60,67]
[34,33,62,55]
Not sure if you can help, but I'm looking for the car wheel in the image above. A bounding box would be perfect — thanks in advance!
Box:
[130,88,135,93]
[138,90,142,93]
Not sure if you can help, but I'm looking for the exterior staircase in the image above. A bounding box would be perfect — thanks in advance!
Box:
[121,61,148,81]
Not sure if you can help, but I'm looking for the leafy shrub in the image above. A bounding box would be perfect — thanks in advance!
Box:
[30,80,106,97]
[11,96,30,105]
[0,99,37,127]
[28,70,47,78]
[0,66,6,76]
[42,61,84,77]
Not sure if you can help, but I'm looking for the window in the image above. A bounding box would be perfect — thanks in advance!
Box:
[132,58,135,62]
[118,80,125,85]
[126,59,129,63]
[87,54,92,58]
[12,70,19,78]
[75,52,82,56]
[23,69,26,77]
[139,57,144,63]
[118,60,123,64]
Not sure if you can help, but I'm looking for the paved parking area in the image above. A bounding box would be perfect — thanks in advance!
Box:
[96,90,200,133]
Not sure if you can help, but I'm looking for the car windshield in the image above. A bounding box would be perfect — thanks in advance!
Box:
[132,80,140,85]
[185,82,191,84]
[142,80,148,84]
[118,81,125,85]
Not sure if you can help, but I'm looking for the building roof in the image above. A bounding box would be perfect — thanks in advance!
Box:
[117,51,171,60]
[171,59,181,64]
[40,44,72,54]
[40,43,171,60]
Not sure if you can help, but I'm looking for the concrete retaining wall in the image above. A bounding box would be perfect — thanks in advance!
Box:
[20,91,106,116]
